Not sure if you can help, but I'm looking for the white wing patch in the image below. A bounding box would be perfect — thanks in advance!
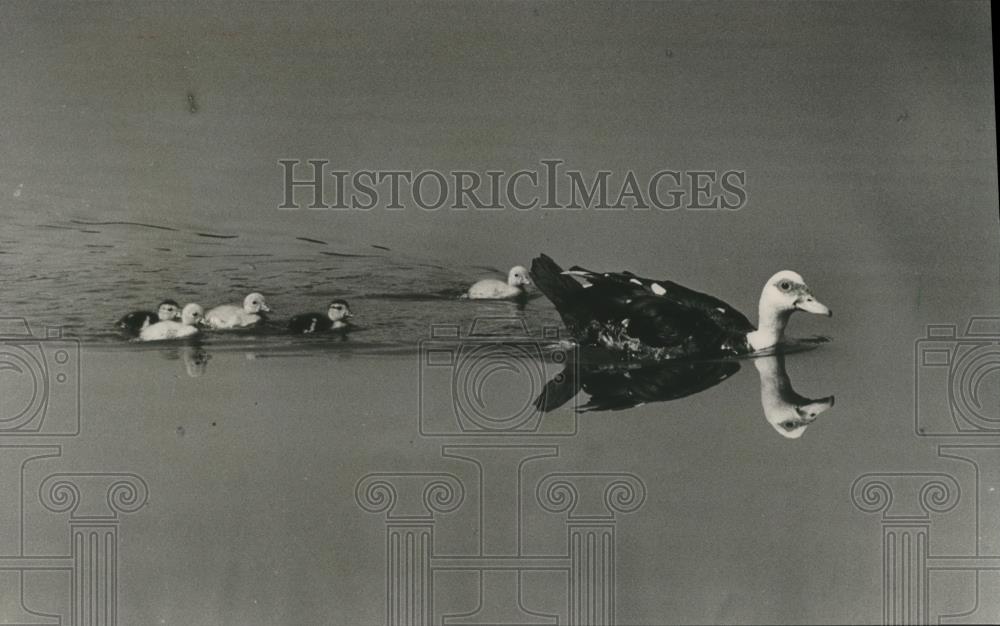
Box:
[651,283,667,296]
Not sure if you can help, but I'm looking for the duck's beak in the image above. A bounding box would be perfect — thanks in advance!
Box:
[795,294,832,317]
[261,303,272,312]
[795,396,835,423]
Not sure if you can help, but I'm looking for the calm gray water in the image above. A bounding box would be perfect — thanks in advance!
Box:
[1,1,997,624]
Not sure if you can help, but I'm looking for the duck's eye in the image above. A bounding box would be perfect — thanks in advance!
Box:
[779,281,791,291]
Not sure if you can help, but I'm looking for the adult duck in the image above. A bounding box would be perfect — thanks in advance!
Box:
[530,254,831,359]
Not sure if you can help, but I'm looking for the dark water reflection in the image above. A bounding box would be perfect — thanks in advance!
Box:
[537,346,834,439]
[151,334,837,441]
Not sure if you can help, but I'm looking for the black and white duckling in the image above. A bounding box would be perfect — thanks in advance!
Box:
[754,353,834,439]
[530,254,831,359]
[288,300,353,334]
[116,300,180,335]
[203,292,270,329]
[137,303,204,342]
[467,266,531,300]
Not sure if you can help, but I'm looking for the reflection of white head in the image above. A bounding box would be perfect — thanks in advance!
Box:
[243,292,270,313]
[754,354,834,439]
[747,271,831,352]
[507,266,531,287]
[180,303,204,326]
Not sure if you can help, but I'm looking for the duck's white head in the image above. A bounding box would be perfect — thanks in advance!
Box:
[243,292,271,314]
[507,265,531,287]
[327,299,353,322]
[761,271,831,317]
[180,303,204,326]
[157,300,180,321]
[747,271,831,352]
[754,354,835,439]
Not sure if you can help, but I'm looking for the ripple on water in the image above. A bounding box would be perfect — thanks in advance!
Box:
[7,217,565,353]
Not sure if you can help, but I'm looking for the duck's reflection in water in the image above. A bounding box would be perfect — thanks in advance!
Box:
[536,351,834,439]
[536,358,741,412]
[754,353,834,439]
[150,326,363,376]
[182,347,212,377]
[156,344,212,378]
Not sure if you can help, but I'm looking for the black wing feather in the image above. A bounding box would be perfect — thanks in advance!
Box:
[567,266,754,333]
[534,255,753,357]
[617,295,735,354]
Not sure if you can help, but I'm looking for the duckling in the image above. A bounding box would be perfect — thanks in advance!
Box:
[531,254,831,359]
[467,266,531,300]
[754,353,834,439]
[137,304,204,342]
[288,300,353,334]
[117,300,180,335]
[203,292,270,329]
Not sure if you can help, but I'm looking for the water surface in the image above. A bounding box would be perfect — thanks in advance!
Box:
[1,1,997,624]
